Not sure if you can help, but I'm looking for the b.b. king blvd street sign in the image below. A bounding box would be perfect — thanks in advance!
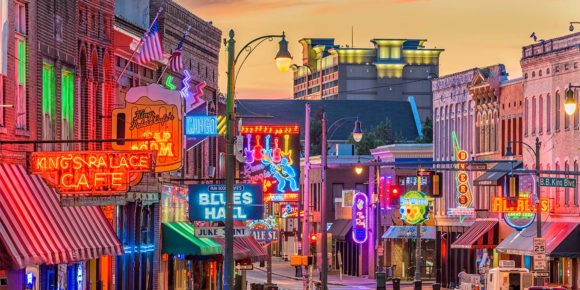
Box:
[539,177,576,188]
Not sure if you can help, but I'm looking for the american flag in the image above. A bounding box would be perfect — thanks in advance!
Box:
[169,37,184,72]
[136,19,164,65]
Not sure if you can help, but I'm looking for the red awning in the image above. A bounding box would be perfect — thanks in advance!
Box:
[213,236,269,263]
[451,219,498,249]
[0,164,123,269]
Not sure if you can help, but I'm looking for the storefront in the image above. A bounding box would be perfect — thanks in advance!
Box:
[496,221,580,289]
[161,222,223,290]
[383,226,436,279]
[0,163,123,290]
[328,219,361,276]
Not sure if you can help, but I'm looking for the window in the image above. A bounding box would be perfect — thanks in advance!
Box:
[42,62,56,144]
[532,96,536,134]
[547,68,550,74]
[565,98,571,129]
[539,96,543,133]
[547,94,551,132]
[539,70,542,77]
[524,99,528,135]
[575,90,579,129]
[14,2,26,34]
[332,183,344,212]
[15,36,26,130]
[532,71,535,78]
[555,92,561,131]
[61,69,74,150]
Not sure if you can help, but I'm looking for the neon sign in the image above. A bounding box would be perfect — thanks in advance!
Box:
[449,131,473,222]
[491,197,549,213]
[165,75,176,90]
[500,175,547,230]
[112,84,183,172]
[241,124,300,203]
[249,216,279,243]
[184,116,218,136]
[281,203,299,218]
[352,192,369,244]
[30,151,153,195]
[188,184,263,221]
[26,272,34,288]
[399,190,430,225]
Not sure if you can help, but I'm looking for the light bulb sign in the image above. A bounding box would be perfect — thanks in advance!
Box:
[447,131,475,222]
[352,192,369,244]
[188,184,263,221]
[240,125,301,203]
[29,151,154,195]
[112,84,183,172]
[399,190,430,225]
[493,175,549,230]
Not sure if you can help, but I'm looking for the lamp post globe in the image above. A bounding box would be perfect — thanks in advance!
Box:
[352,119,364,143]
[275,33,293,72]
[565,86,577,116]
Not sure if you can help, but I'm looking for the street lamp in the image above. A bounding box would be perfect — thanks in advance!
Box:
[352,119,364,143]
[565,83,579,116]
[354,159,364,175]
[224,29,292,290]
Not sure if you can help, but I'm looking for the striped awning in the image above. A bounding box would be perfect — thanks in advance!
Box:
[213,236,268,262]
[162,222,222,256]
[451,219,498,249]
[212,237,252,261]
[0,163,123,269]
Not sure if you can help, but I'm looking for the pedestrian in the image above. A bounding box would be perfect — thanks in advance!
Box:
[458,268,467,287]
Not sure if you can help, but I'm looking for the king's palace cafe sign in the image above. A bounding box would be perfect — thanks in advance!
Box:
[30,151,154,195]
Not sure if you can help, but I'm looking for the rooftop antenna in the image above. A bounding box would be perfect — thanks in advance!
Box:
[351,25,354,47]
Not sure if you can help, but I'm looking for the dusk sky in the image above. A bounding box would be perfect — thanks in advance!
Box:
[176,0,579,100]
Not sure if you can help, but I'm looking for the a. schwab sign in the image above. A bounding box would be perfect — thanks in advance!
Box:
[189,184,263,221]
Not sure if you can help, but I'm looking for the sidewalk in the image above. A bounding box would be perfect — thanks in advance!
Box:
[255,257,436,287]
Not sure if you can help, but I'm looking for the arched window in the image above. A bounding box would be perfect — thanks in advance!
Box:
[524,98,529,135]
[539,95,543,133]
[546,94,551,132]
[532,96,536,134]
[556,92,561,131]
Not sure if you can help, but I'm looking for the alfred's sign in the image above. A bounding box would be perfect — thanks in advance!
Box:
[30,151,153,195]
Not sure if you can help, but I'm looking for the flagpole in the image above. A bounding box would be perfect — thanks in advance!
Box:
[156,24,192,84]
[116,6,164,84]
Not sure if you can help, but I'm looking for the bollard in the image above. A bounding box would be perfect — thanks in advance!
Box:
[414,280,422,290]
[392,277,401,290]
[433,283,441,290]
[376,272,386,290]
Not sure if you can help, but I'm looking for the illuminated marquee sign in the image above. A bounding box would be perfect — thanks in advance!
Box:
[449,131,474,222]
[352,192,369,244]
[241,124,301,203]
[280,203,299,218]
[185,116,218,136]
[496,175,548,230]
[248,216,279,243]
[112,84,183,172]
[399,190,430,225]
[188,184,263,221]
[30,151,153,195]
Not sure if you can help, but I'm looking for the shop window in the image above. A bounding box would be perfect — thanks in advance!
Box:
[61,69,74,150]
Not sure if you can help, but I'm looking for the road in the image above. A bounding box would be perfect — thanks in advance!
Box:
[244,268,376,290]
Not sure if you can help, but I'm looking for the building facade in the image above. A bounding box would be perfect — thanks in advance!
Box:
[293,38,443,123]
[499,78,524,159]
[521,32,580,289]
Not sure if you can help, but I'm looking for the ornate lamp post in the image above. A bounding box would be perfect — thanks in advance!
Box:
[224,30,292,290]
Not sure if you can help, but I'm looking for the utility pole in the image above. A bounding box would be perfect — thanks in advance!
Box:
[303,103,311,281]
[376,160,386,290]
[321,111,328,289]
[535,137,542,286]
[414,175,422,290]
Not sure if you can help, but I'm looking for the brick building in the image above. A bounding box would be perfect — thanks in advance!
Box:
[499,77,524,159]
[519,32,580,289]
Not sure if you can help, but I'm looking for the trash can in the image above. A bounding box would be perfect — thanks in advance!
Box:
[392,277,401,290]
[433,283,441,290]
[376,272,386,290]
[414,280,422,290]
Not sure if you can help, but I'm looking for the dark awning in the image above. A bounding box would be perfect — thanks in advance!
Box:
[473,161,522,186]
[329,220,351,240]
[497,222,580,257]
[382,226,436,240]
[451,219,498,249]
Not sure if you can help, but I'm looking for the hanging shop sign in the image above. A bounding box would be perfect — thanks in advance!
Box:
[280,203,300,218]
[112,84,183,172]
[194,226,250,238]
[248,216,279,243]
[188,184,263,221]
[399,190,430,225]
[30,151,153,195]
[185,115,218,136]
[352,192,369,244]
[449,131,473,222]
[240,124,301,203]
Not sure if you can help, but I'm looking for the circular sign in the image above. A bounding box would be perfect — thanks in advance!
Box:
[457,150,468,161]
[504,175,537,230]
[459,195,468,205]
[458,172,468,183]
[399,190,430,225]
[458,184,468,194]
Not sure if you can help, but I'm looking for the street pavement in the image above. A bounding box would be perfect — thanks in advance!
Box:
[244,257,436,290]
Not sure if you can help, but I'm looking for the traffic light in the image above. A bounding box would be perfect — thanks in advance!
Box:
[508,175,519,198]
[390,185,402,199]
[309,233,317,253]
[431,172,443,197]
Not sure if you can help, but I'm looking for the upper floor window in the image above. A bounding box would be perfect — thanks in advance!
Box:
[61,69,74,150]
[15,36,26,130]
[546,94,551,133]
[15,2,26,35]
[532,96,536,134]
[42,62,56,144]
[524,98,529,135]
[539,96,543,133]
[555,92,561,131]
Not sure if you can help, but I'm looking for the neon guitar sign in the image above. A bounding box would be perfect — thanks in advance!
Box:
[241,124,300,203]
